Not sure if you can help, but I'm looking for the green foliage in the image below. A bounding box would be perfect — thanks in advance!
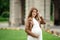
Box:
[50,0,54,21]
[0,0,9,16]
[50,16,54,21]
[0,17,8,22]
[0,0,9,21]
[1,11,9,18]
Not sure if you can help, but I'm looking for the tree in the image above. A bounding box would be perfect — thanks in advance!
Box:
[0,0,9,16]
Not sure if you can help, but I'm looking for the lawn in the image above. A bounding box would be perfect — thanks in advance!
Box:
[0,29,60,40]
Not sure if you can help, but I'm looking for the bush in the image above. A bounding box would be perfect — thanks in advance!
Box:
[0,17,8,22]
[50,16,54,21]
[1,11,9,18]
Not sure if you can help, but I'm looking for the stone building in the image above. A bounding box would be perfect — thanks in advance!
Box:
[10,0,60,27]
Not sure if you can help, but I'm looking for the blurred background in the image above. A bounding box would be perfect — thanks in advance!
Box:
[0,0,60,27]
[0,0,60,40]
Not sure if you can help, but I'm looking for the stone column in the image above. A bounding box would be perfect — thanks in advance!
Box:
[25,0,34,18]
[34,0,44,17]
[45,0,51,21]
[25,0,44,18]
[45,0,51,27]
[10,0,22,27]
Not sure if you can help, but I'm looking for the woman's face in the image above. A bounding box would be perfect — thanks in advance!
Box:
[32,9,37,17]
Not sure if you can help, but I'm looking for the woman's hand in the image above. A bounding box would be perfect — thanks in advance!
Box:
[35,34,39,38]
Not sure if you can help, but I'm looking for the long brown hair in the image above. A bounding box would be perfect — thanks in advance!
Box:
[28,8,39,20]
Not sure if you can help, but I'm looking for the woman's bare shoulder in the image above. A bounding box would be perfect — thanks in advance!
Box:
[25,17,32,23]
[27,17,32,21]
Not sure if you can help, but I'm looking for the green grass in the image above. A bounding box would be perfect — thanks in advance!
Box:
[0,29,27,40]
[43,30,60,40]
[0,29,60,40]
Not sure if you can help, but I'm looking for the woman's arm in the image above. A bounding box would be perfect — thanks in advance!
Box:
[37,13,46,24]
[40,16,46,24]
[25,17,39,38]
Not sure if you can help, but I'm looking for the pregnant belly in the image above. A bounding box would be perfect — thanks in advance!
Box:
[31,26,42,35]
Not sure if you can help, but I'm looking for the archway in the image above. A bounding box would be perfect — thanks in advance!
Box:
[53,0,60,25]
[21,0,25,25]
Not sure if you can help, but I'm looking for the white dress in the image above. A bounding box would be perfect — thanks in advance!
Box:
[27,18,42,40]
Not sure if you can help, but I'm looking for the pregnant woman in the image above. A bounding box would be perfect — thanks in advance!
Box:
[25,8,46,40]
